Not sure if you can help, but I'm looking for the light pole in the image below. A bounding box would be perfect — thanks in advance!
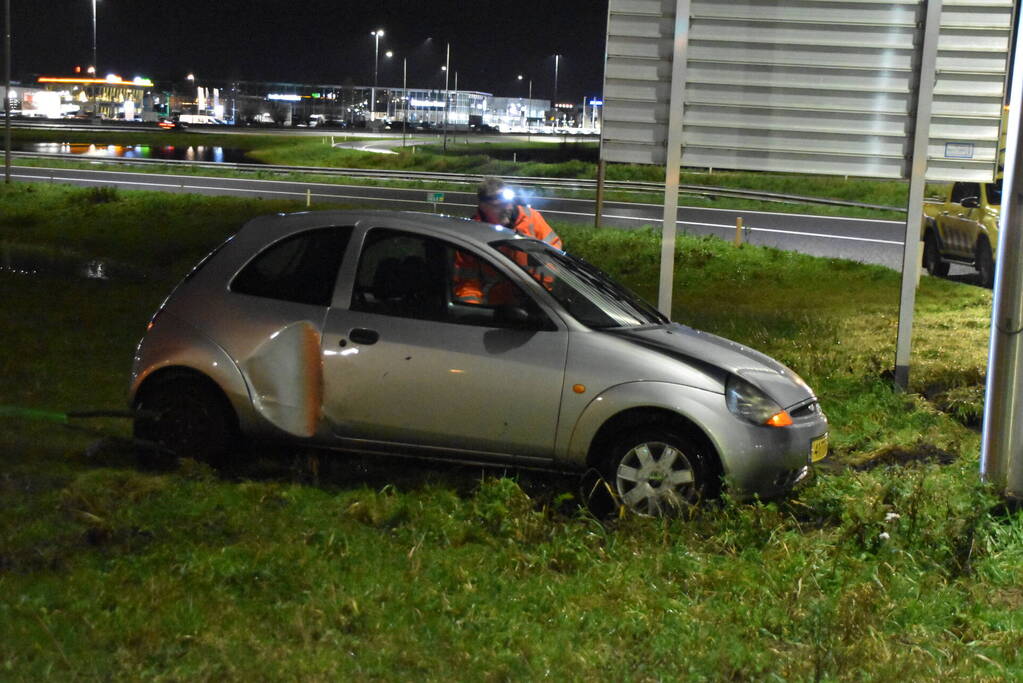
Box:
[402,56,407,147]
[384,50,393,118]
[186,73,195,117]
[442,42,450,150]
[518,74,533,125]
[518,74,533,140]
[5,0,11,184]
[371,29,384,119]
[553,54,561,125]
[91,0,98,74]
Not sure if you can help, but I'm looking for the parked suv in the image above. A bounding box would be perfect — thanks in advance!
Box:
[922,179,1002,287]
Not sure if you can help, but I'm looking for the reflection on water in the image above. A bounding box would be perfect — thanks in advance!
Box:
[18,142,257,164]
[1,243,148,282]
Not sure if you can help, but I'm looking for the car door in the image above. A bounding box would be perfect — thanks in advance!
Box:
[941,182,982,257]
[320,228,568,462]
[223,226,354,438]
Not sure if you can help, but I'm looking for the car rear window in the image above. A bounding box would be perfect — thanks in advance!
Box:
[231,227,353,306]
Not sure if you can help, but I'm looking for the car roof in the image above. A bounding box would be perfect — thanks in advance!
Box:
[237,210,523,249]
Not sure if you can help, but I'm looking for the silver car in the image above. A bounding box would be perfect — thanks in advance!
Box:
[130,210,828,515]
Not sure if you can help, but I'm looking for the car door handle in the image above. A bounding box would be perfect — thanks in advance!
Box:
[348,328,379,345]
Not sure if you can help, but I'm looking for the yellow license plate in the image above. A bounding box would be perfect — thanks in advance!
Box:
[810,434,829,463]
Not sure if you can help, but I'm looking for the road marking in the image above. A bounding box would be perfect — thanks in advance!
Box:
[543,208,904,245]
[16,172,478,207]
[14,164,904,225]
[14,169,902,245]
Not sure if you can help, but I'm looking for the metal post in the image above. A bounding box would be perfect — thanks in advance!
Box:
[527,79,532,143]
[893,0,942,389]
[4,0,10,185]
[371,29,383,121]
[402,57,407,148]
[91,0,97,74]
[656,0,690,317]
[443,43,450,151]
[595,158,607,228]
[981,13,1023,498]
[554,54,560,114]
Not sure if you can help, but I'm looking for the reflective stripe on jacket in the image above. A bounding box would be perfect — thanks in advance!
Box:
[508,206,562,250]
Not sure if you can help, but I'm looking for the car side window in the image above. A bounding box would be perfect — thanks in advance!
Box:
[986,179,1002,206]
[351,228,551,329]
[230,226,353,306]
[951,182,981,205]
[351,229,447,321]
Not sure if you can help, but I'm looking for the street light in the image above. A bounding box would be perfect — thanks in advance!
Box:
[90,0,98,74]
[518,74,532,116]
[553,54,561,122]
[402,56,407,147]
[5,0,11,184]
[383,50,394,118]
[371,29,384,119]
[519,74,533,138]
[442,42,450,150]
[186,73,197,117]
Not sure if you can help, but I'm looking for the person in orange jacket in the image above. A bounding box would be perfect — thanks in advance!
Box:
[452,178,562,305]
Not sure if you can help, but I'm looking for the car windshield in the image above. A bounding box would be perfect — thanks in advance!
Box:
[491,239,669,329]
[986,179,1002,206]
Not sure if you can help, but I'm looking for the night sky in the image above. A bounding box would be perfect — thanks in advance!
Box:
[11,1,610,102]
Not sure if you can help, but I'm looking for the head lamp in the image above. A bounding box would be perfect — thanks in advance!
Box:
[483,188,516,203]
[726,375,792,427]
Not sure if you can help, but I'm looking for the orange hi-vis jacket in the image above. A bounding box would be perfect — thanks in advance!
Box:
[453,206,562,305]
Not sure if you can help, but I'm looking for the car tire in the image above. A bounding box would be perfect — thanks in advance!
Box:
[975,237,995,288]
[601,427,707,516]
[923,231,950,277]
[133,376,236,468]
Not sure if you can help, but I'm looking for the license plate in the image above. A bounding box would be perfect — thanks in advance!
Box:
[810,434,829,463]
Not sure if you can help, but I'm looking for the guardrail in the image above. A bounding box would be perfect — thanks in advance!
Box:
[9,150,906,213]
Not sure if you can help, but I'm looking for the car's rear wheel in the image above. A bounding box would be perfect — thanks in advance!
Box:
[602,428,707,516]
[923,231,950,277]
[133,376,236,468]
[975,237,995,288]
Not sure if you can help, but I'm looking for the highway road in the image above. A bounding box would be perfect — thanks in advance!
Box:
[9,164,976,280]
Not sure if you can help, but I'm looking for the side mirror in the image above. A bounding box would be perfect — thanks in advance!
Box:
[961,196,980,209]
[494,304,556,331]
[495,305,534,327]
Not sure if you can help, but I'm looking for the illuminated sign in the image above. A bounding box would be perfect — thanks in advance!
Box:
[588,99,603,106]
[410,99,446,108]
[38,76,153,87]
[268,93,303,102]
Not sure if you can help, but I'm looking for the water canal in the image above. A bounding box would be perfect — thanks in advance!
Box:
[15,142,259,164]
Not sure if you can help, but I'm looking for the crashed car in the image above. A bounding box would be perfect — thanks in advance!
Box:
[130,210,828,515]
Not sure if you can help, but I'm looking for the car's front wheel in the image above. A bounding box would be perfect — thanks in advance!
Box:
[602,428,708,516]
[133,376,236,468]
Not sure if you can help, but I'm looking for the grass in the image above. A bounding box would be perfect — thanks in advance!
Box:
[1,183,1016,680]
[9,126,908,218]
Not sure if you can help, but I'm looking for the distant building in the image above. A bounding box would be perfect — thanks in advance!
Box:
[222,80,547,131]
[35,74,159,120]
[19,72,595,133]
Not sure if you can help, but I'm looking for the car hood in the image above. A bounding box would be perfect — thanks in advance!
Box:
[605,323,815,409]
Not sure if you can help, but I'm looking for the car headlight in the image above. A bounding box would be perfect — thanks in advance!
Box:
[726,375,793,427]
